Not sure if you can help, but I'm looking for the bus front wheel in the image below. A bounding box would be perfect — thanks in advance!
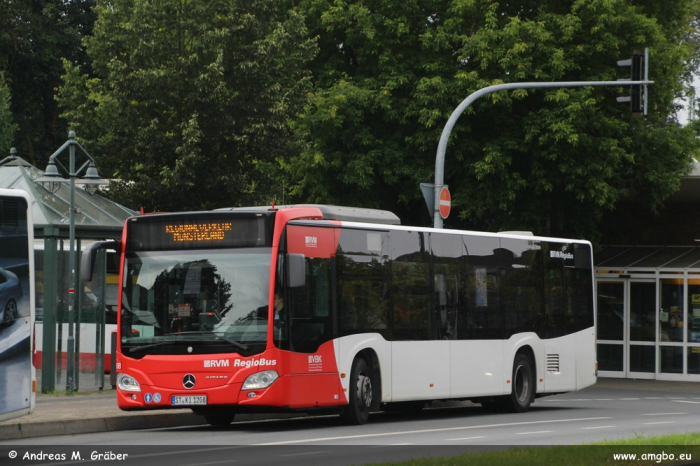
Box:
[341,358,373,425]
[505,353,535,413]
[198,409,235,426]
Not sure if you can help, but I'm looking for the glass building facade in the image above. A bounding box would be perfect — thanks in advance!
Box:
[595,246,700,380]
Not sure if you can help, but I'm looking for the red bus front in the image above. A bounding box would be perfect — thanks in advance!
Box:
[113,208,344,423]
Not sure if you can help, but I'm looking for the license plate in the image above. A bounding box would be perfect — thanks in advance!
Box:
[171,395,207,406]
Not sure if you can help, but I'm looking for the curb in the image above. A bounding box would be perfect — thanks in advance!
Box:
[0,411,310,440]
[0,413,208,440]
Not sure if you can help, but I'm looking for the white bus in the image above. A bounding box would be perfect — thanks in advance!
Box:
[0,188,36,422]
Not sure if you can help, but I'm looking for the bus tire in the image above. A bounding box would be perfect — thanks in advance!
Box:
[505,353,535,413]
[341,358,373,425]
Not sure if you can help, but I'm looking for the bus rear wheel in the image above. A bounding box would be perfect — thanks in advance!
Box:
[341,358,373,425]
[504,353,535,413]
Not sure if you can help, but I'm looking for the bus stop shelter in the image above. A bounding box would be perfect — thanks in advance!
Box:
[595,246,700,381]
[0,154,134,392]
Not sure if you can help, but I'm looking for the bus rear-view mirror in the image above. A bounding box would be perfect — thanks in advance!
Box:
[81,240,121,282]
[287,253,306,288]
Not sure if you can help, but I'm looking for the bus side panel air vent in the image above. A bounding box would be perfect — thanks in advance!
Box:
[547,354,560,373]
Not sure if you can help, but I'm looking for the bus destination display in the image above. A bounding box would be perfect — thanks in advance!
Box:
[127,214,270,251]
[165,222,233,242]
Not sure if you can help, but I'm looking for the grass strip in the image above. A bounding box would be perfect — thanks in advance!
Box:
[372,433,700,465]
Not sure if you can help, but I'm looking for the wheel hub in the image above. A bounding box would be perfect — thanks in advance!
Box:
[357,373,372,407]
[514,364,529,403]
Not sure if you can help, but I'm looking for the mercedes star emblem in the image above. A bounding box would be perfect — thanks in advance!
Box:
[182,373,196,389]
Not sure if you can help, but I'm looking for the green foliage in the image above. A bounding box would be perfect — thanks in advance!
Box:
[371,435,700,466]
[289,0,700,242]
[58,0,317,212]
[0,0,95,165]
[0,73,17,155]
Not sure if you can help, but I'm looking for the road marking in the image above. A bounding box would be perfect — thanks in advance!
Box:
[254,417,614,445]
[643,412,687,416]
[448,436,486,441]
[642,422,675,425]
[672,400,700,404]
[279,451,329,457]
[542,398,588,402]
[516,431,553,435]
[582,426,616,430]
[593,398,614,401]
[618,398,640,400]
[181,461,237,466]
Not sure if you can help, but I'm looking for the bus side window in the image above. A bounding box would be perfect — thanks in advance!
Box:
[289,258,332,353]
[336,228,390,340]
[463,235,502,340]
[430,232,465,340]
[391,230,430,341]
[337,254,389,338]
[500,240,544,339]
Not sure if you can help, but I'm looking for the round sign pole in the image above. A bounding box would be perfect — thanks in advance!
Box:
[439,187,451,220]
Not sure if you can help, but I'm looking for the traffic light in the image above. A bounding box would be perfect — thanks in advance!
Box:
[617,49,646,116]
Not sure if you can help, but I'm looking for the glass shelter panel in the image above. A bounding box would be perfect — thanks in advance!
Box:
[688,280,700,344]
[597,343,623,372]
[631,247,693,268]
[629,282,655,342]
[659,346,683,374]
[597,282,624,341]
[688,347,700,374]
[659,279,683,343]
[629,345,655,373]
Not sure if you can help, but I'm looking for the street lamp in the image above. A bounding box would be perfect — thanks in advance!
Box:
[35,131,108,391]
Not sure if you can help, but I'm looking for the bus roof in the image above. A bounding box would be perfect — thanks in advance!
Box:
[216,204,401,225]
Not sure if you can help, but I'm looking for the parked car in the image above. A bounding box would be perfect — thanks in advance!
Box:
[0,267,22,324]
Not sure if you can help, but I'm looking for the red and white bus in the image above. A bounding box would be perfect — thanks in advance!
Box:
[83,205,596,425]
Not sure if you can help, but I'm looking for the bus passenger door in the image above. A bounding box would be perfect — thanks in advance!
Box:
[284,225,342,408]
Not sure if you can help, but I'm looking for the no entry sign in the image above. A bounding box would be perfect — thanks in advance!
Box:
[439,187,451,219]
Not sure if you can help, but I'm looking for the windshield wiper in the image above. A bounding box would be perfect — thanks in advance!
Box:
[175,331,249,351]
[128,340,179,353]
[126,332,248,353]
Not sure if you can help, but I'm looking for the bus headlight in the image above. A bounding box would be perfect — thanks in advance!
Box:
[242,370,278,390]
[117,373,141,392]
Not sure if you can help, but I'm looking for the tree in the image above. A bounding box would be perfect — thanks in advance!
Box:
[0,0,96,165]
[58,0,316,212]
[0,73,18,155]
[289,0,700,243]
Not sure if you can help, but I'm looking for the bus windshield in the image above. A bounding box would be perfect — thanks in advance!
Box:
[121,248,271,356]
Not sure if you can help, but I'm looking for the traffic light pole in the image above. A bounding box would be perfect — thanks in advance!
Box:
[433,79,653,228]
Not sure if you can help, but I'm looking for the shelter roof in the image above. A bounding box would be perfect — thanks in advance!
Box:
[0,156,135,236]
